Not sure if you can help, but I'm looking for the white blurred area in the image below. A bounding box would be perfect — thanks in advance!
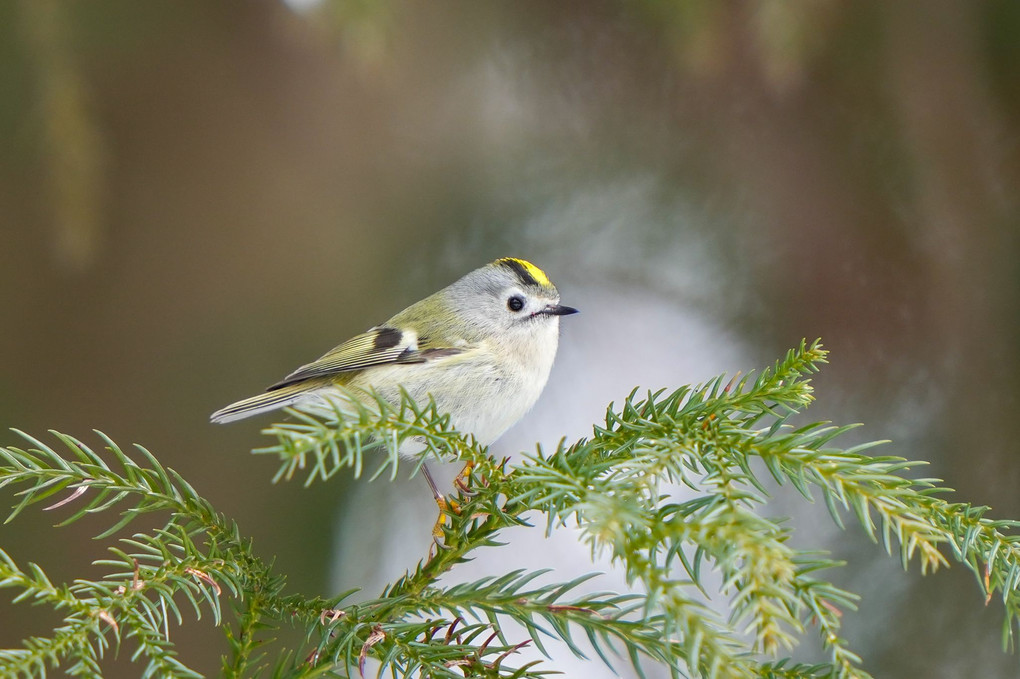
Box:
[281,0,325,13]
[330,276,747,677]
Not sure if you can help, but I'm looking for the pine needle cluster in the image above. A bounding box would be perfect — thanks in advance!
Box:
[1,340,1018,677]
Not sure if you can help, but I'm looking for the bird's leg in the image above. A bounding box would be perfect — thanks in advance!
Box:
[421,463,458,542]
[453,460,476,495]
[421,461,479,545]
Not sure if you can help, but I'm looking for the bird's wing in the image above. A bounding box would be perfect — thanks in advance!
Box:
[210,326,468,424]
[266,326,464,391]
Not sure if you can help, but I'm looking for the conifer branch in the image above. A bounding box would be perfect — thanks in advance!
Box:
[0,431,273,677]
[1,340,1019,677]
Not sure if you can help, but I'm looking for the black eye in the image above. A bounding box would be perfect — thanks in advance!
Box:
[507,295,525,312]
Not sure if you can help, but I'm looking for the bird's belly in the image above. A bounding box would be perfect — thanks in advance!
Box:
[340,357,549,447]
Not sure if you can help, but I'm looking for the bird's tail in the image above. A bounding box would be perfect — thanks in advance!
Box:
[210,380,328,424]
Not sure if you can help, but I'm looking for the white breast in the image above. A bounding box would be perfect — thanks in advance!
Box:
[319,320,562,448]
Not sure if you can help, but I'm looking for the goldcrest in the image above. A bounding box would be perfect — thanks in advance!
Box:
[211,257,577,467]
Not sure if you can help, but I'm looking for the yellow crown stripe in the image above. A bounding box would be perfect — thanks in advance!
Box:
[498,257,552,288]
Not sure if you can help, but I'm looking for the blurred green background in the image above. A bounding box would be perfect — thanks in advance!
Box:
[2,1,1019,676]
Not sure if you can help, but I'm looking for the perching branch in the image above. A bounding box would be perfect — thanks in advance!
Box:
[1,340,1019,678]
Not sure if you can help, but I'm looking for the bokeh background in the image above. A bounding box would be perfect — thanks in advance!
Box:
[2,1,1019,676]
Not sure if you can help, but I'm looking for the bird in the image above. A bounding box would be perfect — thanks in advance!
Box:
[211,257,577,535]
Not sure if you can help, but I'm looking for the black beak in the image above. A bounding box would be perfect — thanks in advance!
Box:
[538,304,579,316]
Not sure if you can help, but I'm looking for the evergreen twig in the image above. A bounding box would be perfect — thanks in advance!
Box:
[1,340,1018,677]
